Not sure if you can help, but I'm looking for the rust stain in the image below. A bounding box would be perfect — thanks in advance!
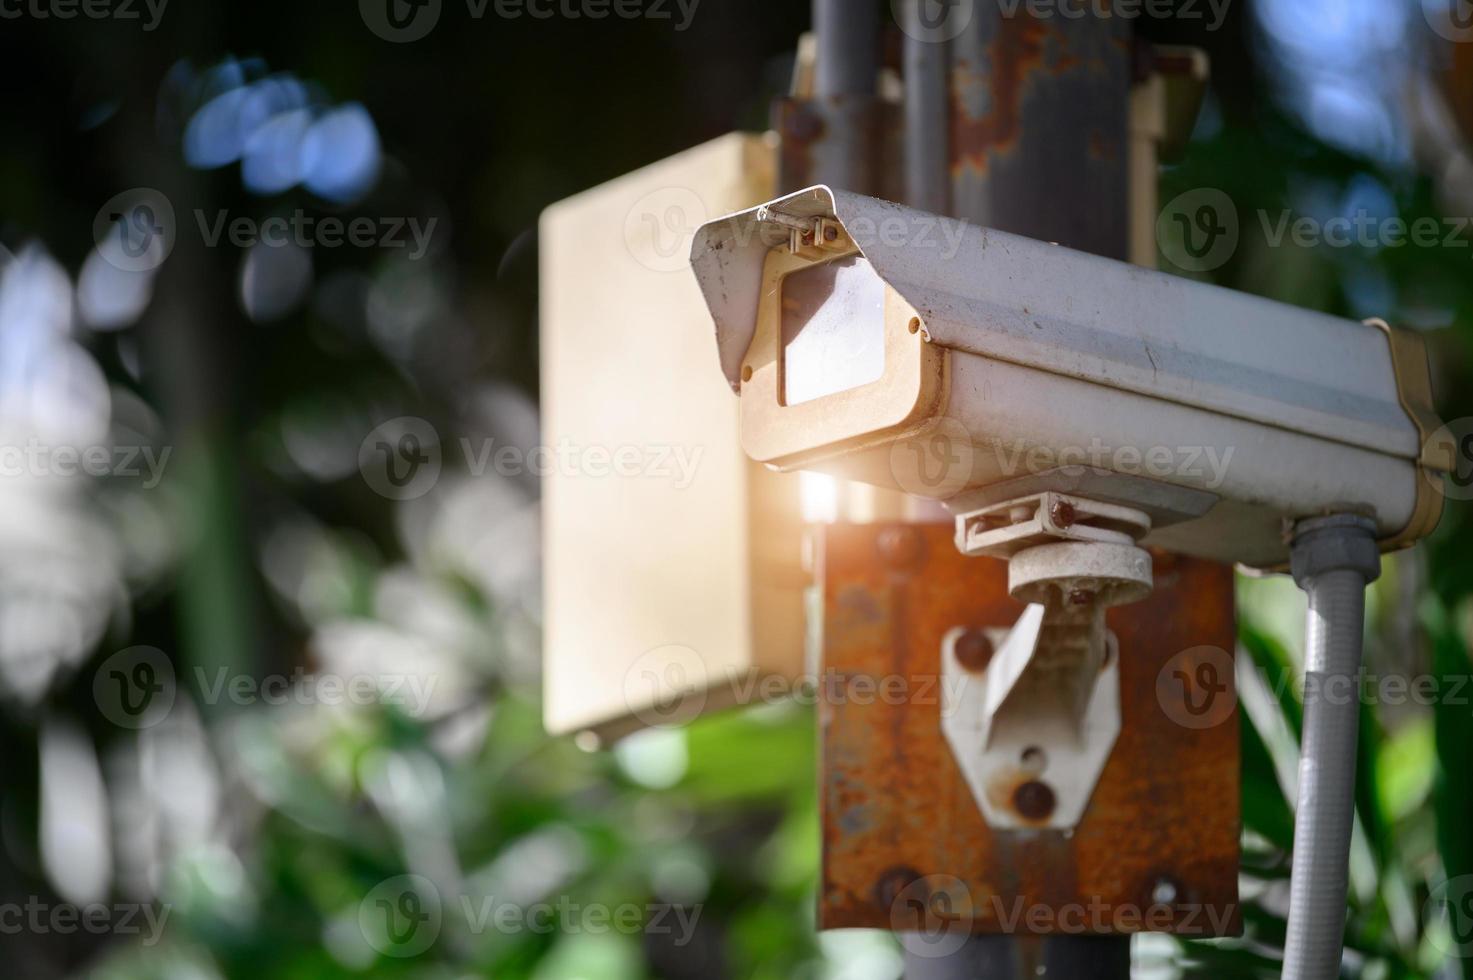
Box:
[950,19,1059,172]
[774,97,825,188]
[817,524,1240,937]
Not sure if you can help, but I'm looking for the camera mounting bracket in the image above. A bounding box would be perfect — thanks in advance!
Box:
[941,493,1154,829]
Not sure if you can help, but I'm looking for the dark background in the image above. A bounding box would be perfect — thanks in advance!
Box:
[0,1,1471,977]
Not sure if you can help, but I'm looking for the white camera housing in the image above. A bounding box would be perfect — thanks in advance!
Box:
[690,185,1451,568]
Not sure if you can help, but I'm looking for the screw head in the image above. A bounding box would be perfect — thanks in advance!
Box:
[1049,500,1076,528]
[1013,780,1057,821]
[1150,878,1180,905]
[875,866,923,910]
[953,629,993,672]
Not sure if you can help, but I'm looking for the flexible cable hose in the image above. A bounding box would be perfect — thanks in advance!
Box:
[1281,567,1369,980]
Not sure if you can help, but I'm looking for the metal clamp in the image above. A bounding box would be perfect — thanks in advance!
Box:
[942,494,1154,830]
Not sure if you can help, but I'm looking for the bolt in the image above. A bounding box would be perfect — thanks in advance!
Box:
[824,225,838,242]
[1068,588,1095,606]
[1150,878,1180,906]
[953,629,993,672]
[875,867,923,911]
[1013,780,1057,821]
[877,526,923,568]
[1049,499,1076,528]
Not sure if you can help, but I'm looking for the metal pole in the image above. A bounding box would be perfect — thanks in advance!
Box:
[1282,515,1381,980]
[806,0,879,193]
[813,0,878,97]
[901,3,1132,976]
[902,933,1134,979]
[902,0,949,214]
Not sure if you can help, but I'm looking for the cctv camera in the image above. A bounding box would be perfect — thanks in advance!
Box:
[689,185,1452,568]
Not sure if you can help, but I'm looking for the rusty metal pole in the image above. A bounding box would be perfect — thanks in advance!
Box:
[789,3,1135,975]
[899,3,1133,978]
[809,0,881,194]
